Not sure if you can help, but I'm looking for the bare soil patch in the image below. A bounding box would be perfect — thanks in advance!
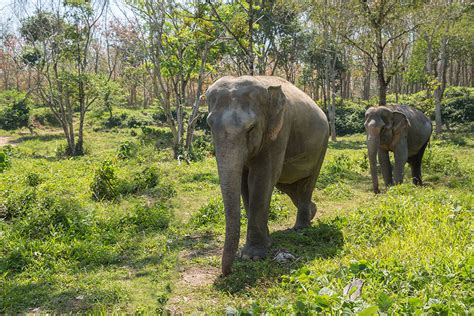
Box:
[181,266,219,287]
[0,136,15,146]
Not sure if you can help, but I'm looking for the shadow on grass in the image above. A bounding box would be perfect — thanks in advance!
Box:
[14,134,64,143]
[328,138,366,150]
[214,220,344,294]
[1,282,122,313]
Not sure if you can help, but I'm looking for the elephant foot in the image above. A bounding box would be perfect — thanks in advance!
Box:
[240,244,268,261]
[293,202,317,230]
[293,222,311,231]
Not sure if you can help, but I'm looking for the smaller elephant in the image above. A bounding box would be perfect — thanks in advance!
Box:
[364,105,432,194]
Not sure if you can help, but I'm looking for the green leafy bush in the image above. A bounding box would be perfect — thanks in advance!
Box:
[103,113,128,128]
[0,193,122,274]
[128,204,173,232]
[334,99,367,135]
[0,99,30,130]
[25,172,42,187]
[131,166,159,192]
[191,198,224,227]
[91,160,118,201]
[442,95,474,128]
[31,107,61,127]
[423,145,464,176]
[0,150,11,172]
[1,187,36,220]
[140,126,173,145]
[268,192,289,221]
[117,140,138,159]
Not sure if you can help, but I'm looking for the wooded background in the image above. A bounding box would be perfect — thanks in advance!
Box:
[0,0,472,155]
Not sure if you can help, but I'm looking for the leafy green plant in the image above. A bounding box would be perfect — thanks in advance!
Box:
[191,198,224,227]
[318,153,360,188]
[117,140,138,159]
[31,107,61,127]
[131,166,159,192]
[25,172,42,187]
[91,160,118,201]
[0,90,30,130]
[128,204,173,232]
[0,150,11,172]
[423,145,465,176]
[269,192,289,221]
[323,182,354,200]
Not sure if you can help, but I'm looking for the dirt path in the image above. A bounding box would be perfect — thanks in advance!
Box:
[0,136,15,146]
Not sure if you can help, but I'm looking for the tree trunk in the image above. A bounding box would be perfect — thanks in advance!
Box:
[425,33,433,98]
[247,0,254,75]
[363,58,371,100]
[434,34,448,135]
[376,49,387,106]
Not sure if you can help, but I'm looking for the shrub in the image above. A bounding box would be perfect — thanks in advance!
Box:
[103,113,128,128]
[0,99,30,130]
[269,192,289,221]
[2,187,36,220]
[334,99,367,135]
[118,167,175,200]
[25,172,42,187]
[126,115,152,128]
[191,198,225,227]
[91,160,118,201]
[423,145,464,176]
[195,112,210,132]
[442,95,474,128]
[177,134,214,162]
[0,150,11,172]
[131,166,159,192]
[31,107,61,127]
[140,126,173,145]
[117,141,138,159]
[129,204,172,232]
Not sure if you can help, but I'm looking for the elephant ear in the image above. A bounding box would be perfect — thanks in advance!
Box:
[392,111,411,136]
[267,85,286,141]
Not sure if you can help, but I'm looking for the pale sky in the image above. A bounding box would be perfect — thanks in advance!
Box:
[0,0,130,33]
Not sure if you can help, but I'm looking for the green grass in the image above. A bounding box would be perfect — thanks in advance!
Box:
[0,120,472,314]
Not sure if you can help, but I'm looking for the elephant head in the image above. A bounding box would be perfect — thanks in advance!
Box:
[206,77,286,275]
[364,106,410,194]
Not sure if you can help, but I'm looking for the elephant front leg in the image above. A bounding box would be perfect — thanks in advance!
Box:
[241,165,274,260]
[378,149,393,187]
[393,139,408,184]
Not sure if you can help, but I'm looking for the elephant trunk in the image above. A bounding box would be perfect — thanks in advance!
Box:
[215,145,244,276]
[367,137,380,194]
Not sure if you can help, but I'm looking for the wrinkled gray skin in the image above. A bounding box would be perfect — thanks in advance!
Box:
[365,105,432,194]
[206,76,329,276]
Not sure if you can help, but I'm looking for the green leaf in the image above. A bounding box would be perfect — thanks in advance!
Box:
[357,305,378,316]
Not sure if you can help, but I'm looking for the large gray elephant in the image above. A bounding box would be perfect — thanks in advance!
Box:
[364,105,432,194]
[206,76,329,275]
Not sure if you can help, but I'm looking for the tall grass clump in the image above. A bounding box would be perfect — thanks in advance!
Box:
[0,150,11,172]
[91,160,118,201]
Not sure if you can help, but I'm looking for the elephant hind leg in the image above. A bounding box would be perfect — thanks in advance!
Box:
[408,141,429,186]
[276,175,317,230]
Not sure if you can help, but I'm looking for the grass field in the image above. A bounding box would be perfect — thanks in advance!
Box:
[0,123,472,314]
